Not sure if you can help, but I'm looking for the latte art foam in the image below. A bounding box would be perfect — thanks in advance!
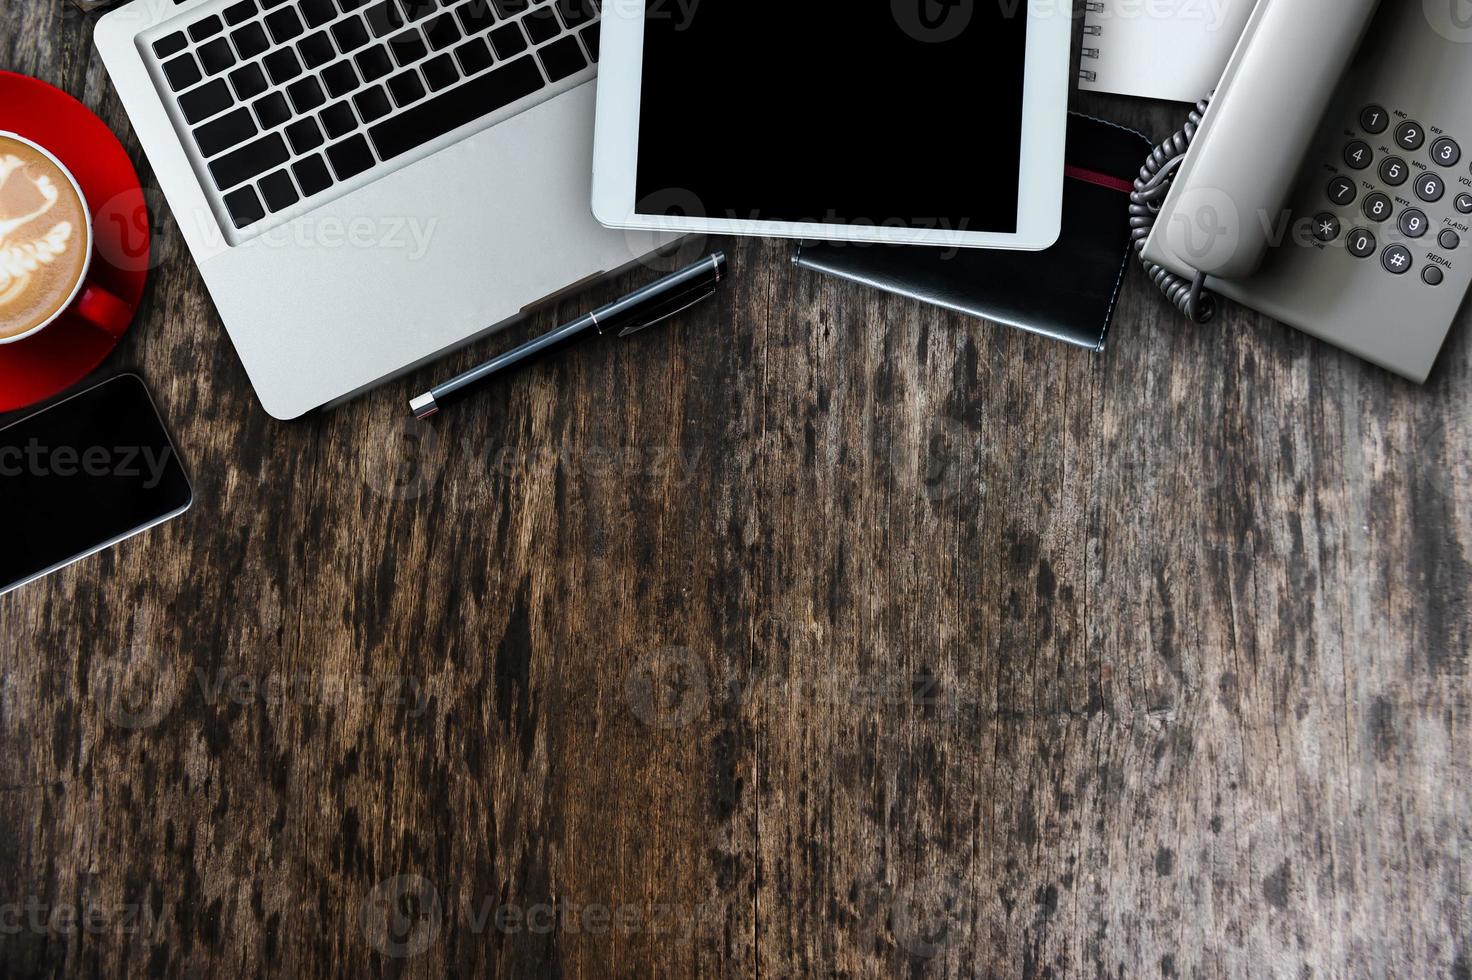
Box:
[0,135,90,340]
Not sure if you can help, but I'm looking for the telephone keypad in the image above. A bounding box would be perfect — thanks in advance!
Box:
[1320,105,1461,286]
[1395,121,1425,151]
[1414,172,1445,202]
[1379,156,1409,185]
[1399,208,1429,238]
[1347,229,1377,258]
[1382,244,1414,274]
[1364,193,1393,221]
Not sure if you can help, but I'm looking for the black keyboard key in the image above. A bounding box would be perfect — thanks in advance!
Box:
[263,48,303,83]
[223,0,256,25]
[487,21,525,58]
[369,53,543,159]
[456,0,495,34]
[198,37,237,74]
[423,11,460,49]
[536,34,583,80]
[454,37,493,74]
[259,169,300,211]
[353,84,392,121]
[189,15,223,41]
[163,53,203,91]
[179,78,234,123]
[231,21,270,58]
[490,0,528,17]
[326,133,375,178]
[320,100,358,137]
[292,153,334,195]
[578,22,596,61]
[364,0,405,36]
[299,30,336,67]
[398,0,437,22]
[253,91,292,128]
[523,7,559,44]
[266,7,305,42]
[556,0,595,28]
[355,44,394,80]
[420,52,458,90]
[223,185,266,227]
[338,0,372,10]
[287,75,327,111]
[322,59,360,96]
[209,131,289,189]
[194,106,258,155]
[229,62,269,99]
[153,31,187,58]
[332,14,372,50]
[285,116,326,152]
[387,29,428,64]
[262,0,292,8]
[300,0,338,27]
[386,69,425,105]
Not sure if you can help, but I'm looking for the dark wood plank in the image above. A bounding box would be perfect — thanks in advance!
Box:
[2,8,1469,979]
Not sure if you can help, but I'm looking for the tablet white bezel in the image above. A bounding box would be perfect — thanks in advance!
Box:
[591,0,1072,251]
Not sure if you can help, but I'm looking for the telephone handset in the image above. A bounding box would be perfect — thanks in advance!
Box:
[1142,0,1471,382]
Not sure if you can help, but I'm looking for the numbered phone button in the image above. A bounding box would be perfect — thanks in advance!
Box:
[1382,244,1414,274]
[1396,121,1425,151]
[1379,156,1409,186]
[1399,208,1429,238]
[1423,266,1444,286]
[1430,137,1460,167]
[1439,229,1461,250]
[1347,229,1376,258]
[1415,171,1445,202]
[1363,193,1393,222]
[1360,105,1389,134]
[1457,193,1472,214]
[1312,212,1341,242]
[1343,140,1373,170]
[1327,176,1357,205]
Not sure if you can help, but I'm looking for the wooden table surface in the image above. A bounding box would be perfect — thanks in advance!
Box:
[4,5,1471,977]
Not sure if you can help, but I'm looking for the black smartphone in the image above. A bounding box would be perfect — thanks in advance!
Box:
[0,375,192,597]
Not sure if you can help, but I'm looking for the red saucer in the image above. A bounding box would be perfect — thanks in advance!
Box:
[0,72,150,413]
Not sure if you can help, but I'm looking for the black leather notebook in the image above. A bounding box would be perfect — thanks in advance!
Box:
[793,113,1150,351]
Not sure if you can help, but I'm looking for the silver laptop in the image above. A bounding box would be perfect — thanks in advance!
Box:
[95,0,648,419]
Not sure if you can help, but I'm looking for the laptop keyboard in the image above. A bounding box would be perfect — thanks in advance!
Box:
[144,0,600,233]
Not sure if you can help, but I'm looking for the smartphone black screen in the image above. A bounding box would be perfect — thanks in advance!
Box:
[636,1,1028,232]
[0,376,192,596]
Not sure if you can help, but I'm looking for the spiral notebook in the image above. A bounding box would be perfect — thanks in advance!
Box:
[1078,0,1257,103]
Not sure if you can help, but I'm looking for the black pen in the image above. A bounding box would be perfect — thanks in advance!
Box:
[410,252,727,418]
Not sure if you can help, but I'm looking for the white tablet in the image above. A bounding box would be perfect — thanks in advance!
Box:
[591,1,1072,251]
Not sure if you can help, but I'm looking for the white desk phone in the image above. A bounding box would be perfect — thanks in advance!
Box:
[1140,0,1471,382]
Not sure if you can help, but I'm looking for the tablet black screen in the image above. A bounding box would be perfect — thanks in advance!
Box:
[636,1,1028,233]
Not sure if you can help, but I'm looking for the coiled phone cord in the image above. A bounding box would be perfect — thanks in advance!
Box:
[1130,95,1217,323]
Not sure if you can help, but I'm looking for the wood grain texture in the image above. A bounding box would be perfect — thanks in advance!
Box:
[3,6,1470,977]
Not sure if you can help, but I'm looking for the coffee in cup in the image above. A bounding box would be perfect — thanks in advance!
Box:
[0,132,94,342]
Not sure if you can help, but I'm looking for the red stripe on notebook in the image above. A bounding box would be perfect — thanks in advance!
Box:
[1065,164,1135,194]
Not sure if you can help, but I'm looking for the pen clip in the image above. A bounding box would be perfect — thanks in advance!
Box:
[617,284,718,337]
